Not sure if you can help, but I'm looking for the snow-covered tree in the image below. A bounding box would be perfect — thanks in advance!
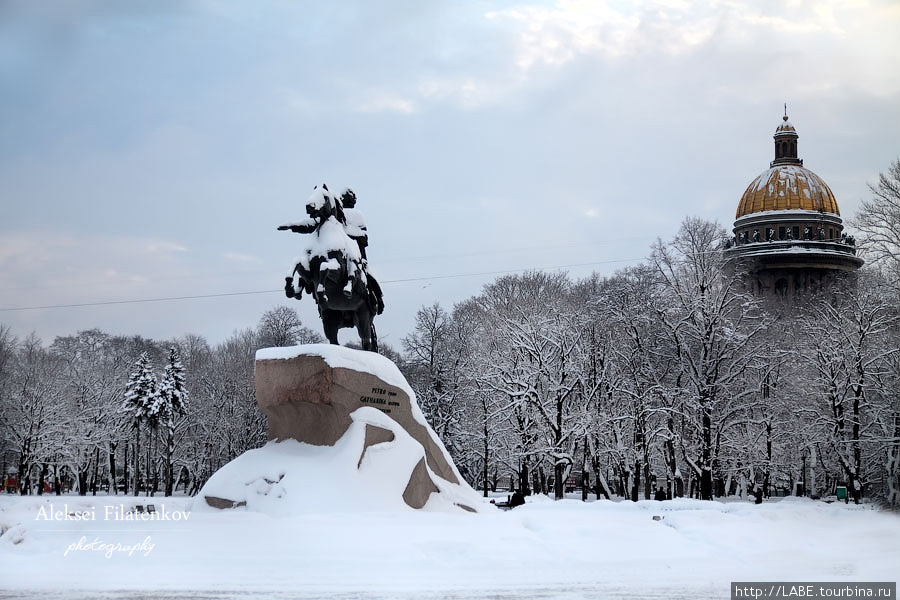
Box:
[852,158,900,283]
[155,347,190,496]
[257,305,323,348]
[120,352,158,496]
[402,303,464,443]
[649,217,769,500]
[799,274,898,503]
[0,334,65,495]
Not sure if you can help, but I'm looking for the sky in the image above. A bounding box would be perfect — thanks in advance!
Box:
[1,0,899,350]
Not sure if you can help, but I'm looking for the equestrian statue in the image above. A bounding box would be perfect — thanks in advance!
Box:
[278,184,384,352]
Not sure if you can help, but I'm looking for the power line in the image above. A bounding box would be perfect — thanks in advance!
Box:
[0,290,278,312]
[381,258,644,283]
[0,257,645,313]
[0,234,657,294]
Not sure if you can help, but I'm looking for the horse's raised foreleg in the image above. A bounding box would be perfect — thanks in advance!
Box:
[284,276,299,299]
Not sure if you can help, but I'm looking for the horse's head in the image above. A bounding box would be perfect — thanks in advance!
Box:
[306,185,339,220]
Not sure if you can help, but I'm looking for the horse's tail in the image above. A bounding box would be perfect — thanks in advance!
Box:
[365,273,385,315]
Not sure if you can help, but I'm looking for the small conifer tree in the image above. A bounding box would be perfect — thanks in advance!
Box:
[157,347,189,496]
[121,352,158,496]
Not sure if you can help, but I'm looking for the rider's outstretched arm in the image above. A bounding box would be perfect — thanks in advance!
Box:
[277,216,318,234]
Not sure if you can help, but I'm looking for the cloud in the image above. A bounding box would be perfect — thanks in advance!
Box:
[223,251,262,265]
[486,1,643,68]
[0,232,194,304]
[146,241,188,253]
[354,90,417,114]
[415,77,516,110]
[483,0,898,74]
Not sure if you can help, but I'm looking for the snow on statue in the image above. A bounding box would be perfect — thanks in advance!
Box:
[279,184,384,351]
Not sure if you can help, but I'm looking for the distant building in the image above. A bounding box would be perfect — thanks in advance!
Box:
[725,113,862,297]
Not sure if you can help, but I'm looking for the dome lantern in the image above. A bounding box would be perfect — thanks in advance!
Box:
[772,106,801,167]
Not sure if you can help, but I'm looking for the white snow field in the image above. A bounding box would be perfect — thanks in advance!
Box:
[1,347,897,599]
[1,486,899,599]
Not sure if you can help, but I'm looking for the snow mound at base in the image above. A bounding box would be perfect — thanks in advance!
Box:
[194,406,487,516]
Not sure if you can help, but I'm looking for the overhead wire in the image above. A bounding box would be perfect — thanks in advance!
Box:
[0,256,647,312]
[0,235,731,313]
[0,234,658,293]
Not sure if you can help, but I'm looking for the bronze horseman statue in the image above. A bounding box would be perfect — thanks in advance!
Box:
[279,184,384,352]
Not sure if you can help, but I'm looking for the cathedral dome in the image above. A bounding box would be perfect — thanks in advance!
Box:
[726,110,862,292]
[735,164,840,218]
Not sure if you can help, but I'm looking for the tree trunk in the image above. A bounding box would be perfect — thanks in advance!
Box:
[17,454,29,496]
[165,426,175,497]
[701,401,713,500]
[109,442,117,496]
[151,426,158,497]
[581,437,588,502]
[635,405,652,500]
[37,462,47,495]
[887,414,900,508]
[851,380,863,504]
[592,456,611,499]
[146,428,152,497]
[91,447,100,496]
[482,419,489,498]
[134,425,141,497]
[809,445,818,498]
[762,374,772,497]
[78,466,88,496]
[664,416,680,499]
[764,420,773,497]
[643,455,652,500]
[631,459,640,502]
[554,462,564,500]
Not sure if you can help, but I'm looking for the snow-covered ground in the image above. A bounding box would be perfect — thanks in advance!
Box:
[1,492,897,599]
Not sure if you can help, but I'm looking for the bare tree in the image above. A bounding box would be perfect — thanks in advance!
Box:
[852,158,900,282]
[650,217,769,500]
[257,305,323,348]
[799,274,898,503]
[0,334,65,495]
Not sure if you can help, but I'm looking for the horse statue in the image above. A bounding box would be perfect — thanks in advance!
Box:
[279,185,383,352]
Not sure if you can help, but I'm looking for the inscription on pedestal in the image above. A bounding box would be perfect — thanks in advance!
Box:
[359,387,398,414]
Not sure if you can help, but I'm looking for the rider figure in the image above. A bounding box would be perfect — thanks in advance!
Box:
[341,188,368,261]
[340,188,383,314]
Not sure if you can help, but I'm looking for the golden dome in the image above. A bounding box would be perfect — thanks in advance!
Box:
[736,165,840,219]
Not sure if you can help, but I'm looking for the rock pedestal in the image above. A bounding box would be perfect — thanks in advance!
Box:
[199,344,481,513]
